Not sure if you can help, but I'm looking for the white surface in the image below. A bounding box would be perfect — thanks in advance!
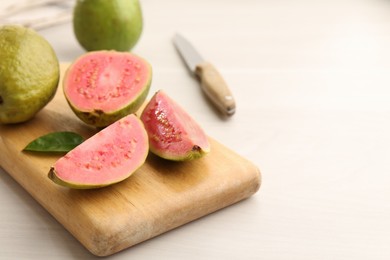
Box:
[1,0,390,259]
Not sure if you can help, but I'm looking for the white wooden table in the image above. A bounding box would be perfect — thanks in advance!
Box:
[1,0,390,259]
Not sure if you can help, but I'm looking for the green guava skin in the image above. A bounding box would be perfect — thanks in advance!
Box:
[67,82,151,128]
[0,25,60,124]
[73,0,143,51]
[48,169,109,189]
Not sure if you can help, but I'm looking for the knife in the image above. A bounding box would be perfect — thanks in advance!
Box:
[173,33,236,116]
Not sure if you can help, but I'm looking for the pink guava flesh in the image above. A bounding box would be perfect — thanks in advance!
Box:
[140,90,210,161]
[63,50,151,127]
[49,114,148,188]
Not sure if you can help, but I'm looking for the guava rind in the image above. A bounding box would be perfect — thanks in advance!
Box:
[48,114,149,189]
[0,25,59,124]
[140,90,210,161]
[73,0,143,51]
[63,50,152,127]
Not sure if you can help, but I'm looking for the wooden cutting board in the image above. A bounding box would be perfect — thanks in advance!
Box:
[0,64,261,256]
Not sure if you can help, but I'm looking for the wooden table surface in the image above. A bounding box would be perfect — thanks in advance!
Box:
[1,0,390,259]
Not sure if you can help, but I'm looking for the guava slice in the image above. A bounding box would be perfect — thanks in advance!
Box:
[140,90,210,161]
[48,114,148,189]
[63,50,152,127]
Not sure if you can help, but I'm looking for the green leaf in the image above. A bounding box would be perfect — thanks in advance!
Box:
[23,131,84,153]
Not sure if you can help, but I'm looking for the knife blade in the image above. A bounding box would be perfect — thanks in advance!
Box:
[173,33,236,116]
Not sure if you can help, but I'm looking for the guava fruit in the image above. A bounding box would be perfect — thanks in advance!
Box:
[140,90,210,161]
[63,50,152,127]
[0,25,59,124]
[48,114,149,189]
[73,0,143,51]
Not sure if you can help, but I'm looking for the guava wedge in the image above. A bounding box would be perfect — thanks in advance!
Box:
[140,90,210,161]
[48,114,148,189]
[63,50,152,127]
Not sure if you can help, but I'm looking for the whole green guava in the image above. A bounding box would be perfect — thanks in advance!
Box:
[73,0,143,51]
[0,25,59,124]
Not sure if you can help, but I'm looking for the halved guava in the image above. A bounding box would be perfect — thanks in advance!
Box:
[140,90,210,161]
[48,114,149,189]
[63,50,152,127]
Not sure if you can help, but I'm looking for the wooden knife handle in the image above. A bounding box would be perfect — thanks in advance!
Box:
[195,62,236,116]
